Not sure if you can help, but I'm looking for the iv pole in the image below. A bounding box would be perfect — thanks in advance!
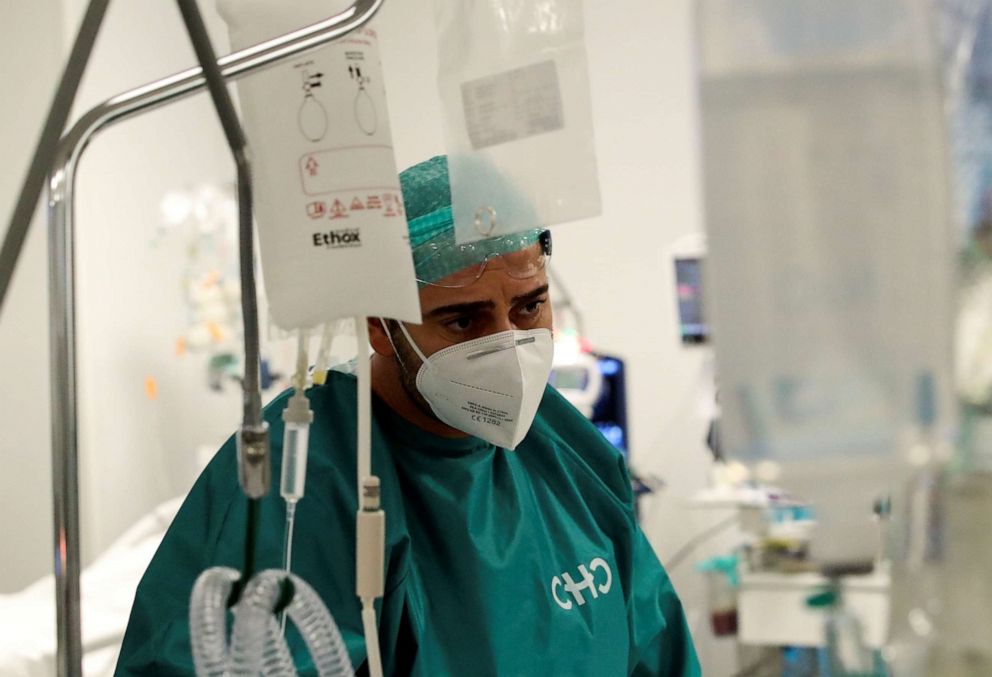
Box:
[0,1,389,674]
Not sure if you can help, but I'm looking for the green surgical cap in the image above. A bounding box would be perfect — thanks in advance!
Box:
[399,155,542,286]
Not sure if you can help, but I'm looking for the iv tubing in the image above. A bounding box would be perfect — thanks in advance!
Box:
[292,330,310,391]
[281,330,313,504]
[280,329,312,633]
[279,501,297,635]
[313,322,335,385]
[281,500,298,578]
[356,318,371,487]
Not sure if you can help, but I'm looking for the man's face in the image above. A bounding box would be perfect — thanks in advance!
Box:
[387,243,553,418]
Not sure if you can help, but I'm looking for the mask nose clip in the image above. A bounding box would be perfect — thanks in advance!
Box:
[467,345,511,360]
[466,334,537,360]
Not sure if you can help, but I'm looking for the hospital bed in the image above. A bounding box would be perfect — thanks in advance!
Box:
[0,497,181,676]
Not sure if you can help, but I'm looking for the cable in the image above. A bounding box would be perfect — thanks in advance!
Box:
[354,317,384,677]
[227,497,261,607]
[664,513,740,572]
[175,0,269,505]
[0,0,111,316]
[361,601,383,677]
[175,1,270,611]
[547,264,587,338]
[730,649,782,677]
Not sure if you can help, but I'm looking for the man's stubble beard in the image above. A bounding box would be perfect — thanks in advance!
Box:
[386,321,439,422]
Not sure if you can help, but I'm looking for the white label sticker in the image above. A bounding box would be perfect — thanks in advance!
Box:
[460,60,565,150]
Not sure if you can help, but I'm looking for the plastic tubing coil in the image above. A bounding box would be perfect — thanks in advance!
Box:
[191,567,354,676]
[190,567,241,677]
[229,574,292,676]
[233,570,355,677]
[282,571,354,676]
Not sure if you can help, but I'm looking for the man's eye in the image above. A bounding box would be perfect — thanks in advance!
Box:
[445,316,474,332]
[518,299,546,317]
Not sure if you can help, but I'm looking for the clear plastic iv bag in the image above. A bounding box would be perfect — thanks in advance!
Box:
[217,0,421,330]
[433,0,601,243]
[697,0,956,568]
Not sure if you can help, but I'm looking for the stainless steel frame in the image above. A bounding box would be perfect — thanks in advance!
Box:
[47,2,385,674]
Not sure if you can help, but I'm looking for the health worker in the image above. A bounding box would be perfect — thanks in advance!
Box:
[117,155,700,676]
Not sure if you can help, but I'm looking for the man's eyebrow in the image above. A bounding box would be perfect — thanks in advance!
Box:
[512,284,550,305]
[424,284,550,318]
[425,300,496,319]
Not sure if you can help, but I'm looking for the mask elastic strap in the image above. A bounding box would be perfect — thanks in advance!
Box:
[379,319,429,372]
[396,321,430,363]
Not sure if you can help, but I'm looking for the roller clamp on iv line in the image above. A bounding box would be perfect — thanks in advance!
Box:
[19,0,391,674]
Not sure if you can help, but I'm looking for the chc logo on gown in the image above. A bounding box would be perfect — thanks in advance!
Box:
[551,557,613,610]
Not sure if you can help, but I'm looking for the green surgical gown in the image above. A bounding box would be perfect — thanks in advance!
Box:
[117,370,700,676]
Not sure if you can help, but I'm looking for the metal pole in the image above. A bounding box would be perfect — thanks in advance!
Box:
[48,153,83,677]
[47,2,385,674]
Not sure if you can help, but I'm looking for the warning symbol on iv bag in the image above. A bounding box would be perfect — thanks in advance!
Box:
[306,201,326,219]
[366,195,382,210]
[350,197,365,211]
[329,199,348,219]
[383,193,402,217]
[305,156,319,177]
[298,147,398,197]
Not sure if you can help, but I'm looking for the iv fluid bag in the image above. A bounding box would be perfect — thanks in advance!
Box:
[697,0,956,567]
[217,0,421,330]
[433,0,601,243]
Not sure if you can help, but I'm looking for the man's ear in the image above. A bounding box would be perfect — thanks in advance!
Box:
[368,317,395,357]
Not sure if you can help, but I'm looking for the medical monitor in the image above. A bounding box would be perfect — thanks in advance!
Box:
[674,256,708,344]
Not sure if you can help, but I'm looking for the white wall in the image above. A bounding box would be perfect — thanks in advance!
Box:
[0,0,63,593]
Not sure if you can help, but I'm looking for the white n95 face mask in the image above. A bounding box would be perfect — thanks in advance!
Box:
[395,323,554,449]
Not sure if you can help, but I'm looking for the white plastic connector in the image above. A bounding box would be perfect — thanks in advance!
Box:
[282,390,314,426]
[357,476,385,677]
[356,477,385,600]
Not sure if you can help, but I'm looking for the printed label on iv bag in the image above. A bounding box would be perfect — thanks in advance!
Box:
[218,1,420,330]
[434,0,602,244]
[461,60,565,150]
